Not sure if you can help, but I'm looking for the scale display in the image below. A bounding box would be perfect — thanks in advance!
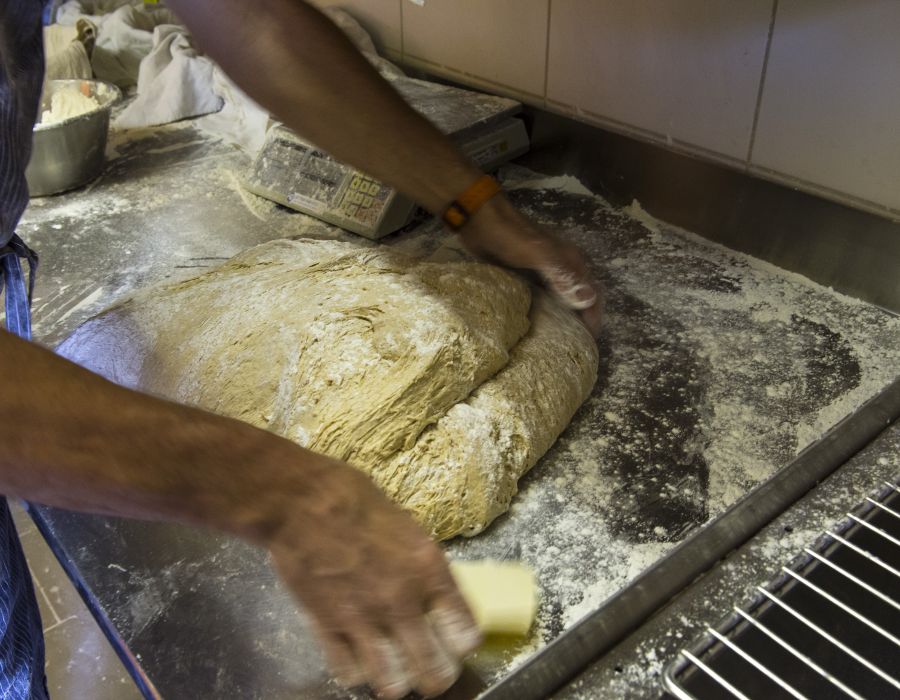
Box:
[246,130,397,234]
[243,77,528,239]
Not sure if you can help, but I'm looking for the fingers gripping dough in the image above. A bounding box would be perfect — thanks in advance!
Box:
[58,239,598,540]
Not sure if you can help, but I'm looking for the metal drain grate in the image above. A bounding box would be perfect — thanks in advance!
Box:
[663,479,900,699]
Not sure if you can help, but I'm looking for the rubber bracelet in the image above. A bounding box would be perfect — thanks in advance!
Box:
[441,175,501,231]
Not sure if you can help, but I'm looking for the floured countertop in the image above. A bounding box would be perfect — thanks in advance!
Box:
[446,165,900,683]
[15,123,900,699]
[554,421,900,700]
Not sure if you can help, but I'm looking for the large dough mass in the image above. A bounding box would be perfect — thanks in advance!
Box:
[58,239,598,539]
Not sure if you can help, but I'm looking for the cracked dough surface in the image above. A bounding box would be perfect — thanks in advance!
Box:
[58,239,598,539]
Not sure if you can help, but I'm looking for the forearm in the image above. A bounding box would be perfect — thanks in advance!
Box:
[0,329,333,543]
[168,0,481,213]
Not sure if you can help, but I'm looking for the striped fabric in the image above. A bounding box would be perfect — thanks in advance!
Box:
[1,1,52,698]
[0,502,47,700]
[1,236,38,339]
[0,0,44,245]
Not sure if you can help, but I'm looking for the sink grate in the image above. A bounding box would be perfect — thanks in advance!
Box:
[663,480,900,699]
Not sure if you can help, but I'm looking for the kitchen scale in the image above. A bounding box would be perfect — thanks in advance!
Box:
[243,76,529,239]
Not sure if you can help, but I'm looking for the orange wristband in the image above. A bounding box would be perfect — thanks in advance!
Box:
[441,175,501,230]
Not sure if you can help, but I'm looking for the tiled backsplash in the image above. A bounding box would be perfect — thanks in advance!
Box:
[403,0,548,100]
[546,0,773,163]
[314,0,900,220]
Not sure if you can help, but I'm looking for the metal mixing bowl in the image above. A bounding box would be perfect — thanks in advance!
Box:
[26,79,121,196]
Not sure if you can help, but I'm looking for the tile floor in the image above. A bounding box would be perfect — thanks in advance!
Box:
[10,502,144,700]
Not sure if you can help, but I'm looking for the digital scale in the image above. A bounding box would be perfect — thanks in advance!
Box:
[243,77,529,239]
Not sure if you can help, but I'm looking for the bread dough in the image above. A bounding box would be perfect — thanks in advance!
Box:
[58,239,598,539]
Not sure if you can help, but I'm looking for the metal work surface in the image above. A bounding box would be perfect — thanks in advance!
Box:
[15,122,900,699]
[665,479,900,699]
[483,378,900,700]
[519,108,900,313]
[555,420,900,700]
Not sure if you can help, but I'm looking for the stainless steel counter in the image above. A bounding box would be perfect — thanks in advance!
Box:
[553,419,900,700]
[16,122,900,699]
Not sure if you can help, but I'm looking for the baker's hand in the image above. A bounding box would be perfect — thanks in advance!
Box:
[458,194,603,338]
[265,457,481,699]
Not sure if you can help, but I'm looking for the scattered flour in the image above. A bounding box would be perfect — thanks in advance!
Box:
[509,174,594,198]
[55,287,104,325]
[224,169,279,221]
[453,166,900,685]
[623,200,662,234]
[22,128,899,693]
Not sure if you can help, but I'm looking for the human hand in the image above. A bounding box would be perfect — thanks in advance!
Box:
[457,194,603,338]
[264,457,481,699]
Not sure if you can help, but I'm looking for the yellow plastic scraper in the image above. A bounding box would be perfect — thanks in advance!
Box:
[449,560,539,637]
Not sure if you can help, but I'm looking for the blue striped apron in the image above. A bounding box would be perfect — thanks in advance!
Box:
[1,0,51,697]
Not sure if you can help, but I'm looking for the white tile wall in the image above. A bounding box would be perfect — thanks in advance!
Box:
[545,0,774,162]
[315,0,900,219]
[401,0,549,101]
[751,0,900,213]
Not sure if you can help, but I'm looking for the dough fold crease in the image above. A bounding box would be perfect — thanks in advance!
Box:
[58,239,598,539]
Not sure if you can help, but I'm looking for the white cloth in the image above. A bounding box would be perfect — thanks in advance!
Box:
[195,67,271,155]
[56,2,179,87]
[196,8,406,155]
[116,24,222,128]
[50,4,406,148]
[43,25,93,81]
[54,0,142,25]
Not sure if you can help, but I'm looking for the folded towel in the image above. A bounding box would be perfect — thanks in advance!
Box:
[44,23,93,81]
[115,24,222,128]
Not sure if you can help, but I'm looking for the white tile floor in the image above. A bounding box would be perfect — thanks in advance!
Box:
[10,503,144,700]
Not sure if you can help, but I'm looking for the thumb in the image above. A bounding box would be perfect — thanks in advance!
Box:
[538,263,599,311]
[529,241,604,338]
[529,238,598,311]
